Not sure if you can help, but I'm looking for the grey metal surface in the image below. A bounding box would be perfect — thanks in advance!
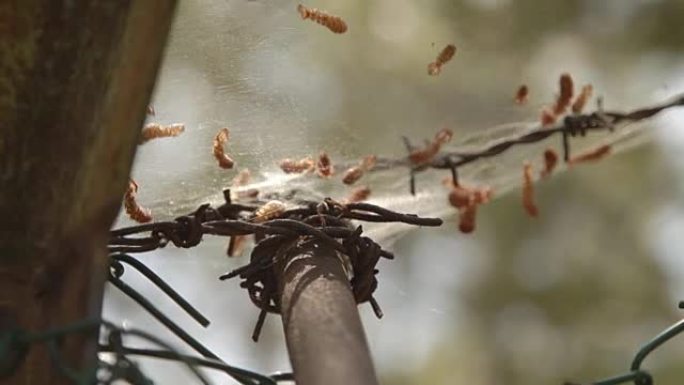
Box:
[276,239,379,385]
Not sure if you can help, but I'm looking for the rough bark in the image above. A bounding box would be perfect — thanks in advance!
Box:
[0,1,176,384]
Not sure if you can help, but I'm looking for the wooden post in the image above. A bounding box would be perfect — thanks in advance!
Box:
[275,239,379,385]
[0,1,176,384]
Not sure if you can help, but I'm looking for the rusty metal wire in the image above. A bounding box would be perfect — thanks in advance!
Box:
[107,254,290,384]
[329,94,684,194]
[110,253,210,327]
[110,194,442,341]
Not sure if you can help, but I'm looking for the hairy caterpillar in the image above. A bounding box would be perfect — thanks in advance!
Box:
[409,128,453,165]
[342,155,377,185]
[522,162,539,218]
[317,151,334,178]
[427,44,456,76]
[514,85,529,105]
[279,157,315,174]
[297,4,347,34]
[253,200,287,223]
[213,128,235,169]
[553,73,574,115]
[458,204,477,234]
[572,84,594,114]
[345,186,371,203]
[139,123,185,144]
[540,148,559,178]
[568,144,611,165]
[540,108,557,127]
[124,180,152,223]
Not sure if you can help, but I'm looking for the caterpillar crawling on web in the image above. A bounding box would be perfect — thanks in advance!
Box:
[123,179,152,223]
[213,128,235,169]
[427,44,456,76]
[297,4,348,34]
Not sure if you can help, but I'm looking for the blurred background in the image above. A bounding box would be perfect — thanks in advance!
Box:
[104,0,684,384]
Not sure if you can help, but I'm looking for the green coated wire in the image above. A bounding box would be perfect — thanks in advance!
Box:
[592,370,652,385]
[631,319,684,372]
[0,318,284,385]
[568,303,684,385]
[98,346,283,385]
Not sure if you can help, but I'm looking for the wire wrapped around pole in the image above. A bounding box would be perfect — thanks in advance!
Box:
[274,238,379,385]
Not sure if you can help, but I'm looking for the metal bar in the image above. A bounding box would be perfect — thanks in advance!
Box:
[111,254,211,327]
[631,318,684,371]
[274,238,379,385]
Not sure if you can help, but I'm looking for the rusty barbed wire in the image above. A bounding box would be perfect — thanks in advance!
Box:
[414,93,683,192]
[110,191,442,341]
[289,93,684,197]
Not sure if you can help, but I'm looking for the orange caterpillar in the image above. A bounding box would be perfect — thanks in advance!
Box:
[345,186,371,203]
[553,73,574,115]
[427,44,456,76]
[568,144,611,165]
[444,178,493,234]
[139,123,185,144]
[572,84,594,114]
[409,128,453,165]
[540,108,557,127]
[227,235,248,257]
[362,154,377,170]
[539,73,577,127]
[213,128,235,169]
[253,200,287,223]
[280,157,315,174]
[522,162,538,218]
[540,148,559,178]
[123,180,152,223]
[317,151,334,178]
[458,203,478,234]
[297,4,347,34]
[447,184,492,209]
[514,85,529,105]
[342,155,377,185]
[232,168,251,187]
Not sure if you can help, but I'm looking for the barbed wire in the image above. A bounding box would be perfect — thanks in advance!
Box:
[110,194,441,341]
[564,302,684,385]
[323,93,684,195]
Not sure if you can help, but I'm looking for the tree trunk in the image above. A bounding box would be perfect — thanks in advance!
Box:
[0,1,176,384]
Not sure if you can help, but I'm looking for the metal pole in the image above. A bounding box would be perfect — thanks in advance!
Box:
[275,238,379,385]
